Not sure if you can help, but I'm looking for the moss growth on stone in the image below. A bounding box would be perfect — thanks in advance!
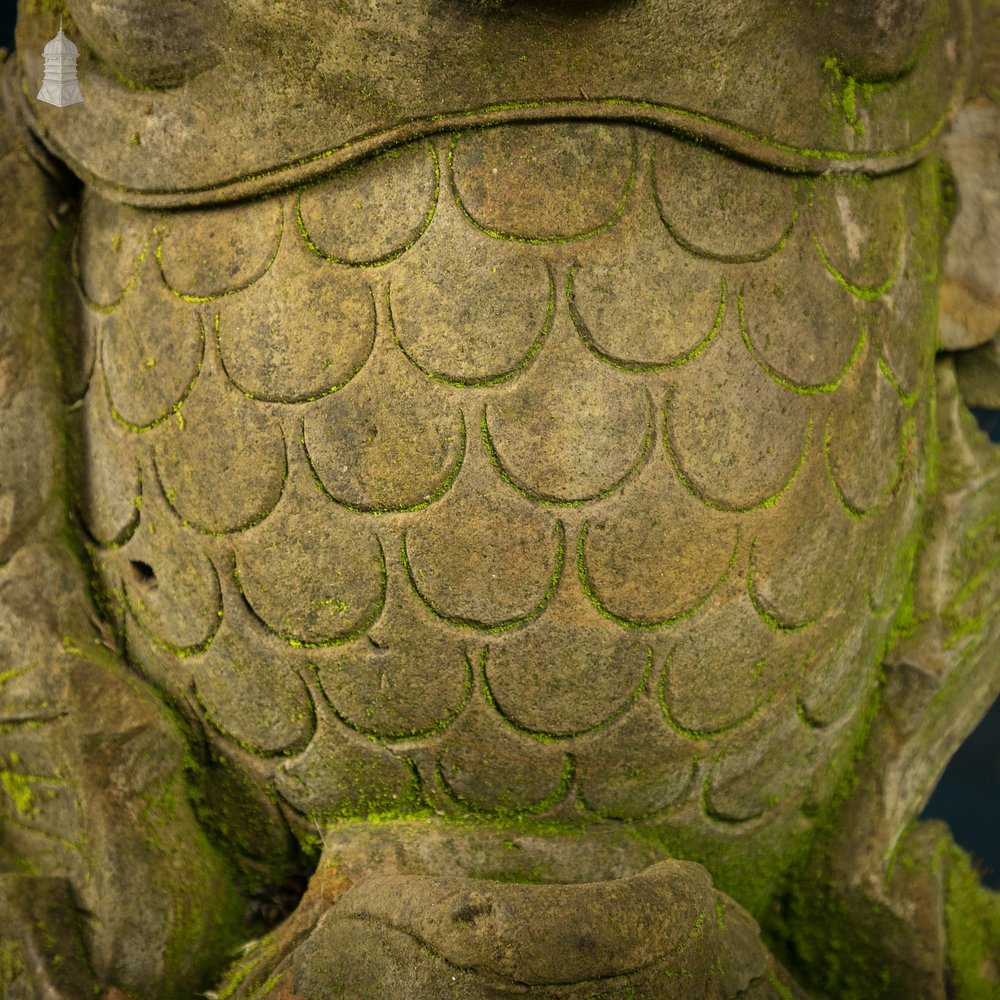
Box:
[945,843,1000,998]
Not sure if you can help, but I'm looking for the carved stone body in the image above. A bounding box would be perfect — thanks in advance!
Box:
[76,123,936,875]
[0,0,998,997]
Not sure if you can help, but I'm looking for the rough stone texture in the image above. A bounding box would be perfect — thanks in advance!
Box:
[0,876,94,999]
[0,56,246,999]
[779,359,1000,999]
[218,842,806,1000]
[939,100,1000,351]
[6,0,973,205]
[63,127,940,866]
[0,1,998,997]
[287,862,803,1000]
[956,334,1000,407]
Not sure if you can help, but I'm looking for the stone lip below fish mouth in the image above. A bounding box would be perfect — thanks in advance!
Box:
[323,861,716,983]
[12,95,961,213]
[240,819,803,996]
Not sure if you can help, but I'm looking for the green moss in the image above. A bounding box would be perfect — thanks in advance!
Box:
[19,0,67,15]
[107,313,205,432]
[0,940,26,985]
[665,390,813,514]
[935,157,959,232]
[944,845,1000,998]
[739,296,867,396]
[762,671,899,996]
[435,754,575,820]
[295,141,439,269]
[569,269,725,373]
[812,233,899,300]
[231,539,385,650]
[217,935,279,1000]
[135,752,247,996]
[248,972,285,998]
[579,521,738,630]
[877,355,920,408]
[768,973,795,1000]
[776,831,999,1000]
[0,768,35,815]
[467,867,549,884]
[115,72,158,94]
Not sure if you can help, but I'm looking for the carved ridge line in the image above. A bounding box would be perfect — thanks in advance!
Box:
[699,774,768,826]
[63,317,97,406]
[810,199,905,303]
[154,423,289,536]
[822,409,915,521]
[795,697,829,731]
[449,128,637,246]
[479,644,655,743]
[0,668,67,732]
[194,671,318,761]
[434,749,575,819]
[302,411,467,516]
[388,268,556,388]
[746,538,819,633]
[657,651,770,742]
[738,296,867,396]
[3,815,85,854]
[943,543,1000,619]
[877,351,920,408]
[482,391,655,508]
[663,389,813,514]
[567,268,726,373]
[155,203,285,303]
[77,463,142,551]
[0,706,67,725]
[124,558,223,658]
[577,757,699,823]
[72,223,154,314]
[0,767,68,787]
[577,522,740,631]
[322,650,475,744]
[334,849,711,980]
[232,541,388,649]
[0,667,34,691]
[216,289,378,404]
[401,521,565,634]
[653,145,798,264]
[87,95,961,211]
[104,310,206,433]
[295,141,441,268]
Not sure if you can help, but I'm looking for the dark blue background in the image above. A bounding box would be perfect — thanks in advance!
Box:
[0,1,997,887]
[927,411,1000,888]
[0,3,13,54]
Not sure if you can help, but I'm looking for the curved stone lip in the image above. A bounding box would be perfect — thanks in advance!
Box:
[7,87,967,211]
[4,0,973,209]
[329,858,714,985]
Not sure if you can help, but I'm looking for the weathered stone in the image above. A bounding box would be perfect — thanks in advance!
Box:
[0,876,96,998]
[939,100,1000,351]
[0,0,998,997]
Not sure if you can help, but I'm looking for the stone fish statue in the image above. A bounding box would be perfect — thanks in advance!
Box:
[0,0,999,996]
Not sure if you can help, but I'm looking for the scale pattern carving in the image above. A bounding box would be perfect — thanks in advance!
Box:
[71,123,939,836]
